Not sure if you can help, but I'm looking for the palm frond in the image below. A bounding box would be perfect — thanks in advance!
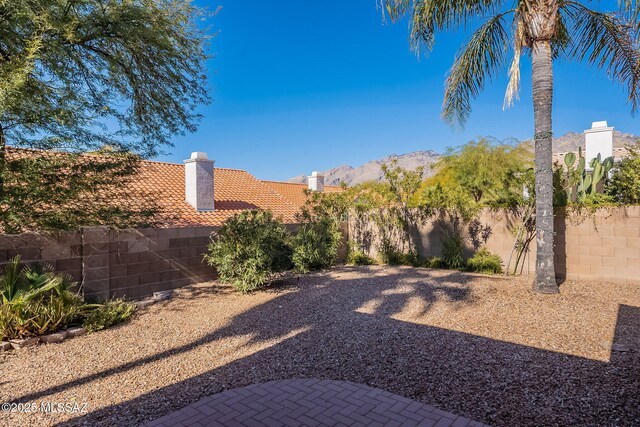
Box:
[617,0,639,29]
[563,2,640,112]
[443,13,511,126]
[504,17,525,109]
[381,0,504,54]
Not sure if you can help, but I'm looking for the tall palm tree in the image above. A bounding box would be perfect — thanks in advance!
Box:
[383,0,640,293]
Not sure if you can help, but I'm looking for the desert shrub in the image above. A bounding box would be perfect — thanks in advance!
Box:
[377,236,401,264]
[0,257,85,339]
[204,210,293,292]
[347,250,377,266]
[441,233,465,269]
[424,256,444,269]
[466,248,503,274]
[607,143,640,204]
[83,299,136,333]
[291,218,341,273]
[379,250,420,267]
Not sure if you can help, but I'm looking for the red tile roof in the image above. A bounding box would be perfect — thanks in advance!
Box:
[135,161,305,227]
[6,147,343,228]
[260,180,343,207]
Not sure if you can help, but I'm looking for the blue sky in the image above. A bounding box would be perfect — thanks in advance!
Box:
[157,0,640,181]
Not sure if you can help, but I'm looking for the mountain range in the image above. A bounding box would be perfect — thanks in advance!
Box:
[288,131,638,186]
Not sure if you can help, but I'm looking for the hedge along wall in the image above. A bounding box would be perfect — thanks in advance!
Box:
[0,226,218,300]
[350,206,640,284]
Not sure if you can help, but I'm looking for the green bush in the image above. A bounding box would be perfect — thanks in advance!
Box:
[379,250,420,267]
[0,257,85,339]
[83,299,136,333]
[607,143,640,204]
[441,233,465,269]
[347,250,377,266]
[291,218,341,273]
[204,210,293,292]
[466,248,503,274]
[424,256,444,269]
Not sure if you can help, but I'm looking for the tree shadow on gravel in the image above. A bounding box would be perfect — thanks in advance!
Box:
[5,267,638,427]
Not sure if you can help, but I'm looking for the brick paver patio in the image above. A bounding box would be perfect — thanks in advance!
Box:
[145,379,489,427]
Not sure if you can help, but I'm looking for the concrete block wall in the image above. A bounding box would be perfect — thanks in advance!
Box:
[352,206,640,284]
[0,226,218,300]
[104,227,217,300]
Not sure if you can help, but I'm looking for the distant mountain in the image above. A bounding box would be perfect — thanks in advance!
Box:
[289,131,639,186]
[288,151,441,186]
[549,130,637,153]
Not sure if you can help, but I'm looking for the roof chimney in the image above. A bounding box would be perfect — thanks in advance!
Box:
[584,121,613,165]
[184,152,214,211]
[307,171,324,192]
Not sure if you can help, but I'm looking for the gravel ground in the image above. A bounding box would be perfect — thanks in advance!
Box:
[1,265,639,427]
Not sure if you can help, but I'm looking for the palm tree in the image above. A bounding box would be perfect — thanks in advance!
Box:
[383,0,640,293]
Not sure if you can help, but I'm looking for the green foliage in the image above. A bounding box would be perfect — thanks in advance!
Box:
[0,0,211,232]
[378,160,425,255]
[441,233,465,269]
[466,248,503,274]
[429,139,533,205]
[608,142,640,204]
[291,218,341,273]
[424,256,444,269]
[1,149,163,233]
[291,188,350,273]
[1,0,210,155]
[0,257,85,339]
[380,250,420,267]
[83,300,135,333]
[205,210,293,293]
[347,250,377,266]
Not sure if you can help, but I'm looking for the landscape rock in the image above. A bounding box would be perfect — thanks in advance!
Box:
[40,331,67,344]
[133,298,156,309]
[9,337,39,349]
[0,341,11,352]
[66,327,87,338]
[153,290,173,302]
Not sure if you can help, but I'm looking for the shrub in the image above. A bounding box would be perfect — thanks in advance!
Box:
[379,250,420,267]
[424,256,444,269]
[377,236,401,265]
[441,233,465,269]
[466,248,503,274]
[204,210,293,292]
[607,142,640,204]
[0,257,85,339]
[83,299,136,333]
[347,250,377,266]
[291,218,341,273]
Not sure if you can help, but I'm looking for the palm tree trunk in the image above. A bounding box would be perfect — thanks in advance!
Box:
[531,40,560,293]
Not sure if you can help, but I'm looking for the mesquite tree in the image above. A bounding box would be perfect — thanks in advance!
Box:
[0,0,210,232]
[383,0,640,293]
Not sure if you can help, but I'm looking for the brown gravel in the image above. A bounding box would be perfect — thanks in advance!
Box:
[1,265,639,427]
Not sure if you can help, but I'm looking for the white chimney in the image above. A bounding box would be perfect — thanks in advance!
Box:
[584,121,613,165]
[184,152,214,211]
[307,171,325,192]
